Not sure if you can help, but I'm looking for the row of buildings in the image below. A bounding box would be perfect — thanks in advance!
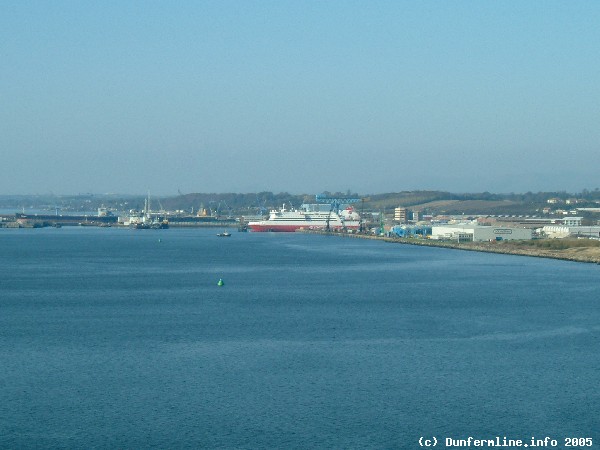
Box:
[388,207,600,242]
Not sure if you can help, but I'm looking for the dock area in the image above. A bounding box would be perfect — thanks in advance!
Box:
[298,230,600,265]
[0,213,237,229]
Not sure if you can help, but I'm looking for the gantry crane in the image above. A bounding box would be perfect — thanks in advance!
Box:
[315,194,361,231]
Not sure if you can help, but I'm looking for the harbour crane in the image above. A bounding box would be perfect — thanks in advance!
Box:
[255,196,268,216]
[315,194,360,210]
[315,194,360,232]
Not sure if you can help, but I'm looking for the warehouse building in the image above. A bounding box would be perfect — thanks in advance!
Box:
[432,224,533,242]
[542,225,600,239]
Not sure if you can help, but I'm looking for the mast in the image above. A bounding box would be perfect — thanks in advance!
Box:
[145,191,151,221]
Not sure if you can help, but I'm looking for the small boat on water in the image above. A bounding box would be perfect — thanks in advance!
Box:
[217,231,232,237]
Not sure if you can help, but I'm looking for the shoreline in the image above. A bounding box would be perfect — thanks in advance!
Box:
[299,230,600,265]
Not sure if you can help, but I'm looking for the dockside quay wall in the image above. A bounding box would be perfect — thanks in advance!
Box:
[298,230,600,265]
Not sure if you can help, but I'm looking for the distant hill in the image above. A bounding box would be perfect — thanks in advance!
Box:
[160,192,313,216]
[359,190,600,216]
[2,189,600,217]
[408,199,520,215]
[360,192,519,215]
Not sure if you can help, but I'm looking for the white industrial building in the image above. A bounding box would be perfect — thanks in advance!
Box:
[432,224,533,242]
[562,217,583,226]
[542,225,600,239]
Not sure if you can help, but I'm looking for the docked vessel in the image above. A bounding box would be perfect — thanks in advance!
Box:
[247,205,360,232]
[125,195,169,229]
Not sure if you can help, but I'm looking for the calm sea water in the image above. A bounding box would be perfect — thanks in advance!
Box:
[1,227,599,449]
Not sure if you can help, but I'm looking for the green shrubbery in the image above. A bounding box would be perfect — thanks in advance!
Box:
[515,239,600,250]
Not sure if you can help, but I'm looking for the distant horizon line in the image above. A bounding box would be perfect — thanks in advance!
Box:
[1,188,600,198]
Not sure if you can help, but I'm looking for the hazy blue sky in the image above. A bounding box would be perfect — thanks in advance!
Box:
[2,1,599,195]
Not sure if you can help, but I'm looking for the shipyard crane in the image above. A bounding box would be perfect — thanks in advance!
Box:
[316,194,360,232]
[156,197,166,213]
[315,194,360,211]
[359,197,370,233]
[255,196,268,216]
[221,201,234,218]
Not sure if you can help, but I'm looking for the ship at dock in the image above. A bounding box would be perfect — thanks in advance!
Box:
[11,207,118,228]
[124,195,169,229]
[247,204,360,232]
[122,201,236,229]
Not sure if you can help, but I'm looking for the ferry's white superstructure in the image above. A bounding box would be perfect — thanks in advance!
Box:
[247,205,360,232]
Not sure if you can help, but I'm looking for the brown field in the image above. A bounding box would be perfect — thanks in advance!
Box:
[409,199,519,214]
[402,238,600,264]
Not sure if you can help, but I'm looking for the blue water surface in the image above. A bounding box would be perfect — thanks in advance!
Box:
[1,227,598,448]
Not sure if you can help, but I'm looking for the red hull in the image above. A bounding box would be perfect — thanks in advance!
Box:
[248,224,359,232]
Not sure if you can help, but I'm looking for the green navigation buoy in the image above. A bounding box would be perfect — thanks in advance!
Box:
[217,278,224,286]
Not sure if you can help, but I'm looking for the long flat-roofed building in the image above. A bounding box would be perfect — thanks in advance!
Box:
[542,225,600,239]
[432,224,533,242]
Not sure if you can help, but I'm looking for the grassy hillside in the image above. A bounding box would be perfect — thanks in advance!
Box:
[362,192,541,215]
